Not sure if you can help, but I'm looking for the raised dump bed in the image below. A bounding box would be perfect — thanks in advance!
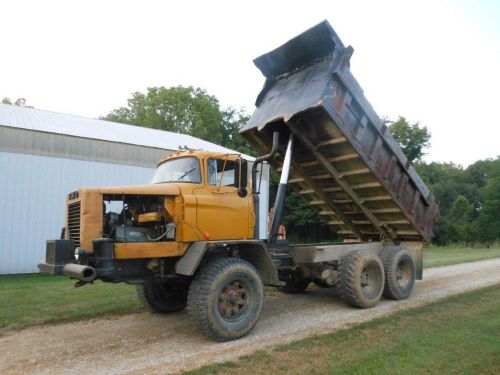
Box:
[241,20,438,243]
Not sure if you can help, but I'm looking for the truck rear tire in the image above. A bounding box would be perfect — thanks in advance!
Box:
[381,248,416,300]
[339,251,385,309]
[136,281,188,313]
[187,258,263,342]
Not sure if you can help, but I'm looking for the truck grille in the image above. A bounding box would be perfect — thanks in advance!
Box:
[68,201,81,248]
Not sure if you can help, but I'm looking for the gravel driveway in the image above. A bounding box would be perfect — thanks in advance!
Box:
[1,258,499,375]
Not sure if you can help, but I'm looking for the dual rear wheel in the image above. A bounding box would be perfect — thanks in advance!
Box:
[277,248,417,309]
[339,248,416,308]
[381,247,417,300]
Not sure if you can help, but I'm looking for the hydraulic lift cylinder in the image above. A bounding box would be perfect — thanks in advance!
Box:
[269,133,293,244]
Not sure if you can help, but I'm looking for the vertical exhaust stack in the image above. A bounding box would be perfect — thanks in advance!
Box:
[269,133,293,244]
[252,131,279,239]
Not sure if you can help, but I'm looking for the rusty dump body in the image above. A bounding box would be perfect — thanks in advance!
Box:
[241,20,438,243]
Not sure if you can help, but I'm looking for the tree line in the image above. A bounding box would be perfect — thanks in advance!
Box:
[416,159,499,245]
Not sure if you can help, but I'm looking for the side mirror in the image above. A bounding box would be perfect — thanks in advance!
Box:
[234,158,248,198]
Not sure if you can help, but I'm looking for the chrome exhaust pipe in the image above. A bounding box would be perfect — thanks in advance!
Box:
[62,263,96,282]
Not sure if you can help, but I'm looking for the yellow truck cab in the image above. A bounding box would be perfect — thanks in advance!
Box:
[39,21,437,342]
[40,149,279,341]
[67,150,256,256]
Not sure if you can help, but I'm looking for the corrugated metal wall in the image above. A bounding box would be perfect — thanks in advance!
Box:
[0,151,155,274]
[0,126,169,168]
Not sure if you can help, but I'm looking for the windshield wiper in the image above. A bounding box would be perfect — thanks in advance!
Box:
[176,167,196,181]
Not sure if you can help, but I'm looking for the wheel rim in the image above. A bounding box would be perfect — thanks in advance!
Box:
[217,279,251,322]
[395,258,412,289]
[360,263,382,298]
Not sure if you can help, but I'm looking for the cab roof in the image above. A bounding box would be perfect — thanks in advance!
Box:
[157,149,249,167]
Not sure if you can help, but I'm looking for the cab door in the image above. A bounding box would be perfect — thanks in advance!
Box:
[194,157,251,240]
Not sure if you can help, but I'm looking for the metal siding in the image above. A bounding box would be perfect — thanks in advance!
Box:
[0,126,170,168]
[0,151,155,274]
[0,103,251,158]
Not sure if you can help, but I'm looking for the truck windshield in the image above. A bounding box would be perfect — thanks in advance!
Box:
[151,156,201,184]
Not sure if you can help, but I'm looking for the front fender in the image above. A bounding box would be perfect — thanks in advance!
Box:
[175,240,280,285]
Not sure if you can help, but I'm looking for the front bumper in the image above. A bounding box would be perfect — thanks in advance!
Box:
[38,239,97,282]
[38,239,76,275]
[38,238,148,283]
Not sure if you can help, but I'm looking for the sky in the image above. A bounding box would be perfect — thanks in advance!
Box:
[1,0,499,166]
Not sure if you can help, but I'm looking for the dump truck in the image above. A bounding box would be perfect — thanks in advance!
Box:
[38,20,438,341]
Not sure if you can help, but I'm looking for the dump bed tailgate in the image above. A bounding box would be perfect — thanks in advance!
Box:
[241,21,438,243]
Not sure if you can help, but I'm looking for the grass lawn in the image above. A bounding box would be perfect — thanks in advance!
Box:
[185,285,500,375]
[0,245,498,336]
[424,245,500,268]
[0,274,142,336]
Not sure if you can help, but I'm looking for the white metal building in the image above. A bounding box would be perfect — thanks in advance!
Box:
[0,104,267,274]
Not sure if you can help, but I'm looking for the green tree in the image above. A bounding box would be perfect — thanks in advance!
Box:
[389,116,431,163]
[433,217,460,245]
[465,158,500,216]
[417,158,500,244]
[475,176,500,244]
[220,107,255,156]
[448,195,472,225]
[281,191,338,243]
[416,162,471,244]
[2,97,33,107]
[416,162,468,217]
[446,195,474,243]
[104,86,224,145]
[466,158,500,188]
[104,86,253,154]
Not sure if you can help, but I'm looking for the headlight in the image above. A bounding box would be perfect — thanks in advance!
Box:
[74,247,82,260]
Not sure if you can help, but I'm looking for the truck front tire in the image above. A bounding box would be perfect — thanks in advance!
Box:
[381,248,416,300]
[187,258,263,341]
[136,280,188,313]
[339,251,385,309]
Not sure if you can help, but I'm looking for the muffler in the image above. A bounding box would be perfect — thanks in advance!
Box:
[62,263,96,282]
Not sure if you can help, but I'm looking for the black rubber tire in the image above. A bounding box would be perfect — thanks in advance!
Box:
[381,247,416,300]
[187,258,263,342]
[277,272,311,294]
[338,250,385,309]
[136,280,188,313]
[314,279,334,288]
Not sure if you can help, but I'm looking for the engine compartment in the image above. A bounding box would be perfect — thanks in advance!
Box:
[102,194,175,243]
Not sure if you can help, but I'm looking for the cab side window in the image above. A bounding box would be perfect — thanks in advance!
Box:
[207,158,236,186]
